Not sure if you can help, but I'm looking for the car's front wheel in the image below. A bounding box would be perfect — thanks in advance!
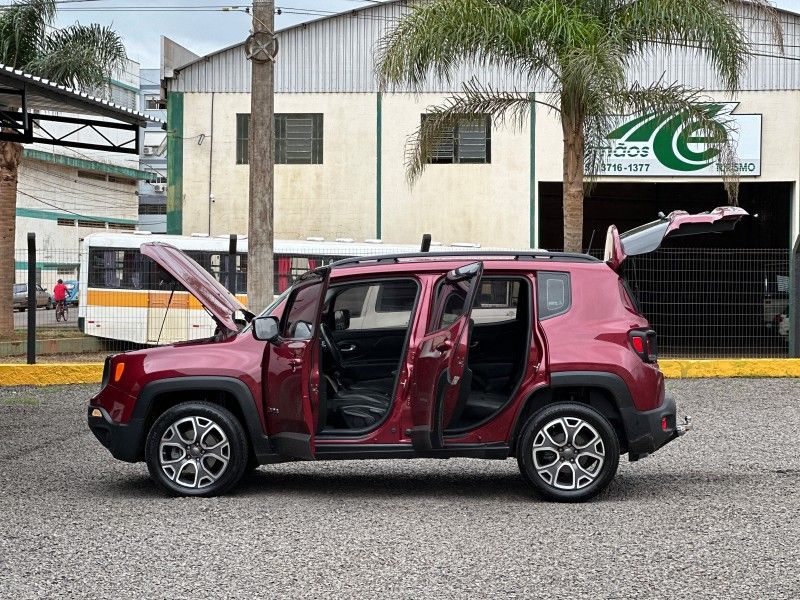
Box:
[145,402,249,497]
[517,403,620,502]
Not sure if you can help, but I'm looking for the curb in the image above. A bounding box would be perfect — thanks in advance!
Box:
[0,363,104,386]
[2,359,800,387]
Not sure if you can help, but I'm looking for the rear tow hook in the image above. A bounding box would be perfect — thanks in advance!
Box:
[675,415,693,436]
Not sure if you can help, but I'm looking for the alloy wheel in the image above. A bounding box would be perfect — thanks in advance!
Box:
[159,416,231,489]
[532,416,606,490]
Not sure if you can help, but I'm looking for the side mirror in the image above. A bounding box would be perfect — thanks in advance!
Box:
[253,315,281,343]
[334,308,351,331]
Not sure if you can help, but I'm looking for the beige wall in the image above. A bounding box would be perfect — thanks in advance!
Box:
[177,90,800,247]
[380,94,531,247]
[181,93,377,239]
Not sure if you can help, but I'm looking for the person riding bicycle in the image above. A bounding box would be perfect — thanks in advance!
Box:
[53,279,67,311]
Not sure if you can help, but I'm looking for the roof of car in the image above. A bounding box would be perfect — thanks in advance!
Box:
[330,251,601,271]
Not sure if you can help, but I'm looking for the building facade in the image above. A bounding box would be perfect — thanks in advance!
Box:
[162,1,800,253]
[14,59,155,288]
[138,67,168,233]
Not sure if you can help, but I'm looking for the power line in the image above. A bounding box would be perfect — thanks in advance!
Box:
[17,189,127,222]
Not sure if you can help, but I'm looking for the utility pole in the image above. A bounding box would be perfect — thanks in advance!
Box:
[246,0,277,312]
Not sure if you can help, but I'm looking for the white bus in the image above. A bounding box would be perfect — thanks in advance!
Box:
[78,232,508,345]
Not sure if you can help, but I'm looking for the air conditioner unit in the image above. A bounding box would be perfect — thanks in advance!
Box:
[153,183,166,193]
[143,147,155,156]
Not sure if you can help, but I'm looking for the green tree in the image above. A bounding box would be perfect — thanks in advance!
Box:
[377,0,781,252]
[0,0,126,334]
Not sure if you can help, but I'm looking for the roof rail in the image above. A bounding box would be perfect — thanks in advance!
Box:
[330,250,600,269]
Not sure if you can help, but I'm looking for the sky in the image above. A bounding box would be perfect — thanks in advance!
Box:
[52,0,800,72]
[54,0,388,70]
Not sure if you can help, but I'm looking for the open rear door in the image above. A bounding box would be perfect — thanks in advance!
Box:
[605,206,748,271]
[410,262,483,451]
[265,268,330,460]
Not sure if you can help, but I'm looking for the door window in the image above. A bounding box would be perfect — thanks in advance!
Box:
[430,280,469,332]
[330,279,417,331]
[282,283,323,339]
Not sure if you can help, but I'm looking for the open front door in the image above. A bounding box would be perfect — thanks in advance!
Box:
[411,262,483,451]
[265,268,330,460]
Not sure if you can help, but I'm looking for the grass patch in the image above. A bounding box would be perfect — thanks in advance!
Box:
[1,395,39,406]
[0,328,86,342]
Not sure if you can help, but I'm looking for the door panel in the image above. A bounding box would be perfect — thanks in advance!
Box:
[331,327,408,384]
[410,262,483,451]
[265,268,330,459]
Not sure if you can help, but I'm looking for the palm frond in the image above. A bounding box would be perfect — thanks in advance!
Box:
[377,0,585,91]
[28,23,126,89]
[0,0,56,68]
[613,0,779,90]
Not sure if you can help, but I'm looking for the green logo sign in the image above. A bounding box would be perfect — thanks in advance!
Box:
[590,102,761,177]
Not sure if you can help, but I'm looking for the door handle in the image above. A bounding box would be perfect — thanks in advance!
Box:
[435,340,452,352]
[289,358,302,372]
[338,343,357,353]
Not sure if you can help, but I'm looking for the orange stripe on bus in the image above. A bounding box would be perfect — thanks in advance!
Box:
[85,288,249,309]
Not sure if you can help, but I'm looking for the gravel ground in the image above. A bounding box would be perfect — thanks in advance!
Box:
[0,379,798,599]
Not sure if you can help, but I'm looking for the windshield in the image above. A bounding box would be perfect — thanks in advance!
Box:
[241,286,293,332]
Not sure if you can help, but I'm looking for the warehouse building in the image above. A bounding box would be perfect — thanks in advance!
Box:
[161,1,800,255]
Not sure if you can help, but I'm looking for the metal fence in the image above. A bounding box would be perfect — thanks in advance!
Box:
[8,246,794,359]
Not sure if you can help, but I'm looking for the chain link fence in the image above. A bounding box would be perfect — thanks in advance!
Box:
[7,246,793,359]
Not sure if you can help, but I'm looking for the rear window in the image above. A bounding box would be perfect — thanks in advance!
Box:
[537,272,571,320]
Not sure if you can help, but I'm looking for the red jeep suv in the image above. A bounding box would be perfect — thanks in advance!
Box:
[88,207,745,501]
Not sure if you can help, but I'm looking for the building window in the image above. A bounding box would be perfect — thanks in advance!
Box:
[77,220,106,229]
[236,113,323,165]
[236,113,249,164]
[145,94,161,110]
[108,223,136,231]
[138,204,167,215]
[77,170,107,182]
[421,114,491,164]
[108,176,136,186]
[57,218,76,227]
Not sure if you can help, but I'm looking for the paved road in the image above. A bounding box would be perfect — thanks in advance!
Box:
[13,306,79,330]
[0,379,798,598]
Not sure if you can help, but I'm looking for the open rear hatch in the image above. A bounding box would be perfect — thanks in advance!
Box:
[140,242,254,332]
[604,206,748,271]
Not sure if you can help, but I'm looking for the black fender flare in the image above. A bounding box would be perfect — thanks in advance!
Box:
[512,371,639,451]
[134,376,273,462]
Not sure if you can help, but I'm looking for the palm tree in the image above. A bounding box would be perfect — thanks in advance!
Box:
[0,0,126,335]
[377,0,782,252]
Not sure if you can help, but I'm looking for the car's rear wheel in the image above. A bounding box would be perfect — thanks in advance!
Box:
[517,403,619,502]
[145,402,249,497]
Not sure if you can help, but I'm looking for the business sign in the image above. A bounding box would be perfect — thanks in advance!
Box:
[588,103,761,177]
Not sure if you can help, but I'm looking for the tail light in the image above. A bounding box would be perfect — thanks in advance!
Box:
[629,329,658,363]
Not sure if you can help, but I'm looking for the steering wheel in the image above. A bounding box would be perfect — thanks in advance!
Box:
[319,322,344,370]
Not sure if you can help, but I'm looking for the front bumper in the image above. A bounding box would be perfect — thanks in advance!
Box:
[623,394,691,461]
[87,405,146,463]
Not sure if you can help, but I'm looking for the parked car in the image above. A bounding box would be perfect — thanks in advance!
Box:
[89,207,746,501]
[13,283,54,311]
[64,280,80,306]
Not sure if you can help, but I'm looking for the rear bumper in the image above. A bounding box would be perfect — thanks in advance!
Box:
[87,405,145,463]
[623,394,689,460]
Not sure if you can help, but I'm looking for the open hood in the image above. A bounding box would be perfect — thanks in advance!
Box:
[140,242,254,332]
[604,206,748,271]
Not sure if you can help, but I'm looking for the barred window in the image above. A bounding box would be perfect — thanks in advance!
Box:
[421,114,491,164]
[236,113,323,165]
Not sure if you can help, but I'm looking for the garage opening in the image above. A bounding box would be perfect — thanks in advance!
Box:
[539,182,792,357]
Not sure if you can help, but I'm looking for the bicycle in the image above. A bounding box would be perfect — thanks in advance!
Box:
[55,300,68,322]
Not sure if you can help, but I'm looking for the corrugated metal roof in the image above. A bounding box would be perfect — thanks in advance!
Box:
[0,63,160,125]
[166,1,800,94]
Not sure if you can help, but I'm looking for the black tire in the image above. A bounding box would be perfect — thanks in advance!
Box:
[145,401,249,497]
[517,402,620,502]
